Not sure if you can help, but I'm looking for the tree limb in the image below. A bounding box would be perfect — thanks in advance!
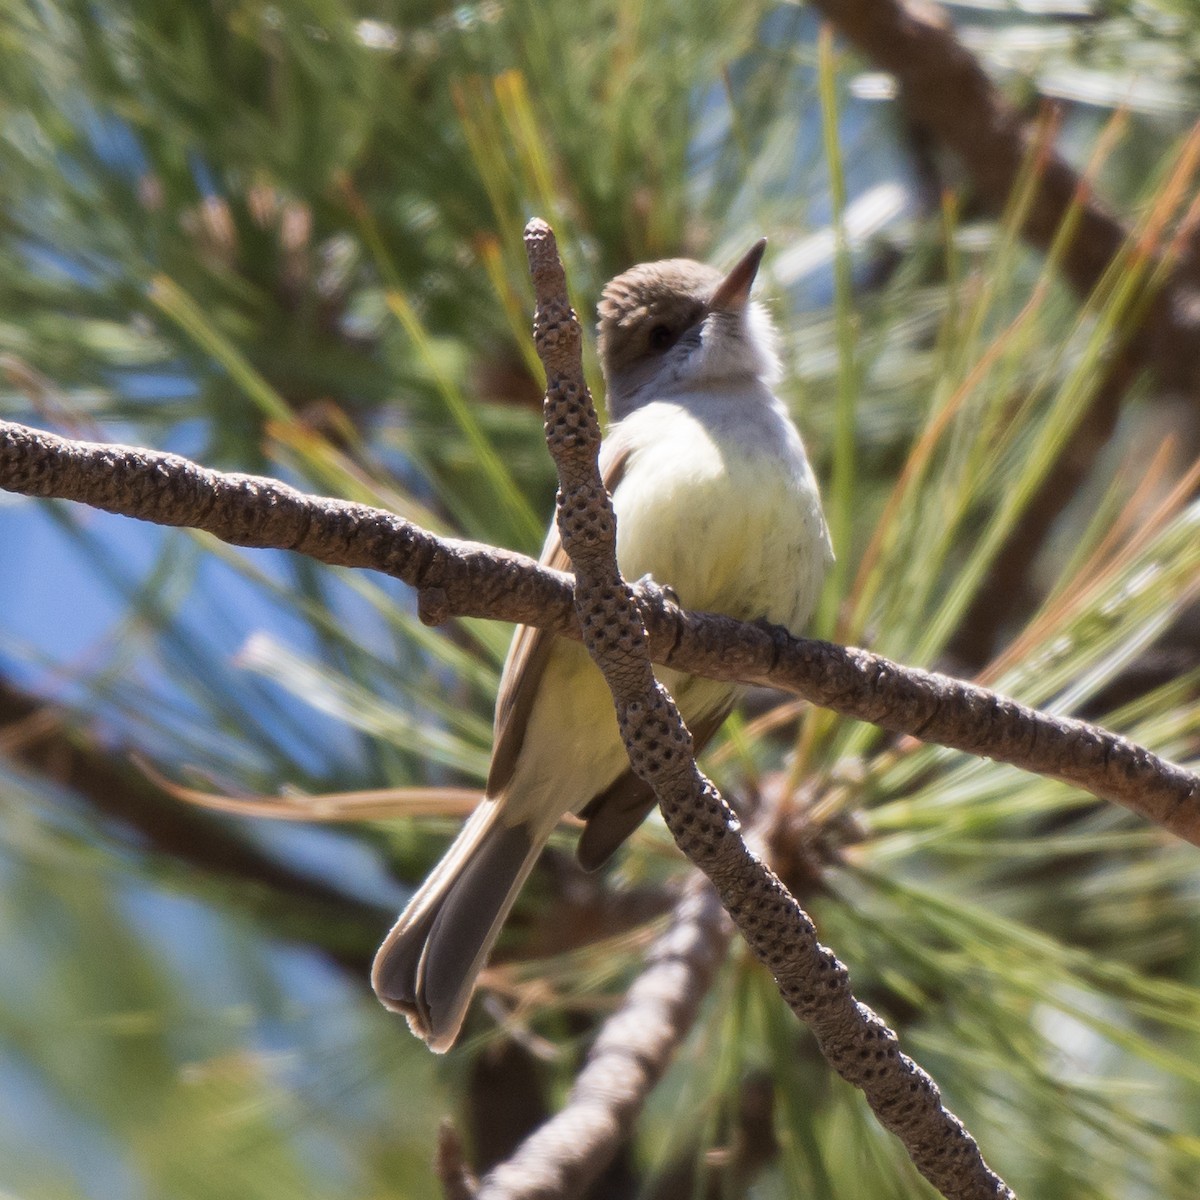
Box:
[476,877,732,1200]
[2,415,1197,845]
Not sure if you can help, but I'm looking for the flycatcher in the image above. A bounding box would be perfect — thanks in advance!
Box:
[372,239,833,1050]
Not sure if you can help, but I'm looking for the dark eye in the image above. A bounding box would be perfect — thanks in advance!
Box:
[648,324,674,351]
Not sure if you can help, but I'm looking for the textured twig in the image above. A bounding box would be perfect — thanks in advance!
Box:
[522,218,1014,1200]
[2,416,1198,844]
[476,877,732,1199]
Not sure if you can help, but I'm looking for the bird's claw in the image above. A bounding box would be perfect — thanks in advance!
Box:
[632,575,680,608]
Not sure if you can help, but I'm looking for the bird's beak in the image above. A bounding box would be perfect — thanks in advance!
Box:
[708,238,767,313]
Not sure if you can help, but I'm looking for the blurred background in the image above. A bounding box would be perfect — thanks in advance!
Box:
[2,1,1200,1196]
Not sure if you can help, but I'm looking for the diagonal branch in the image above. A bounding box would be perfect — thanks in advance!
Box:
[2,415,1197,844]
[476,876,732,1200]
[521,217,1014,1200]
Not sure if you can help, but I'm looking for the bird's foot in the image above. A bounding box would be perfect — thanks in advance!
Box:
[631,574,680,608]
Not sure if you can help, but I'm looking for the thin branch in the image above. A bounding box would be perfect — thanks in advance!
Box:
[476,877,732,1200]
[3,416,1197,843]
[521,217,1014,1200]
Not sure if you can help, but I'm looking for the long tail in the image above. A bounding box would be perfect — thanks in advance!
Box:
[371,800,543,1053]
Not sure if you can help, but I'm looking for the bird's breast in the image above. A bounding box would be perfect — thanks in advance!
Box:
[610,396,830,634]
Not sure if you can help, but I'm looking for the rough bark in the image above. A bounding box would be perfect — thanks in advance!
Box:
[3,416,1196,847]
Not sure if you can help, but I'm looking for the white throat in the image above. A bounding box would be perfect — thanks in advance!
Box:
[606,300,782,420]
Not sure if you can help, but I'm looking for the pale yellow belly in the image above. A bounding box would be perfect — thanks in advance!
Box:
[502,401,829,837]
[611,408,828,631]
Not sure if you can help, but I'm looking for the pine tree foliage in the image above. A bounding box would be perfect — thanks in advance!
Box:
[1,2,1199,1197]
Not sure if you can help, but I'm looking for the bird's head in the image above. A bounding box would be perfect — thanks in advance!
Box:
[596,239,779,419]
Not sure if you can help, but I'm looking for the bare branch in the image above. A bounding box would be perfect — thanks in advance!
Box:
[469,796,771,1198]
[3,416,1197,844]
[477,877,732,1200]
[521,218,1014,1200]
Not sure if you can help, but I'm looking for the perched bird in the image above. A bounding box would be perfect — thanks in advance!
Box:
[372,240,833,1051]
